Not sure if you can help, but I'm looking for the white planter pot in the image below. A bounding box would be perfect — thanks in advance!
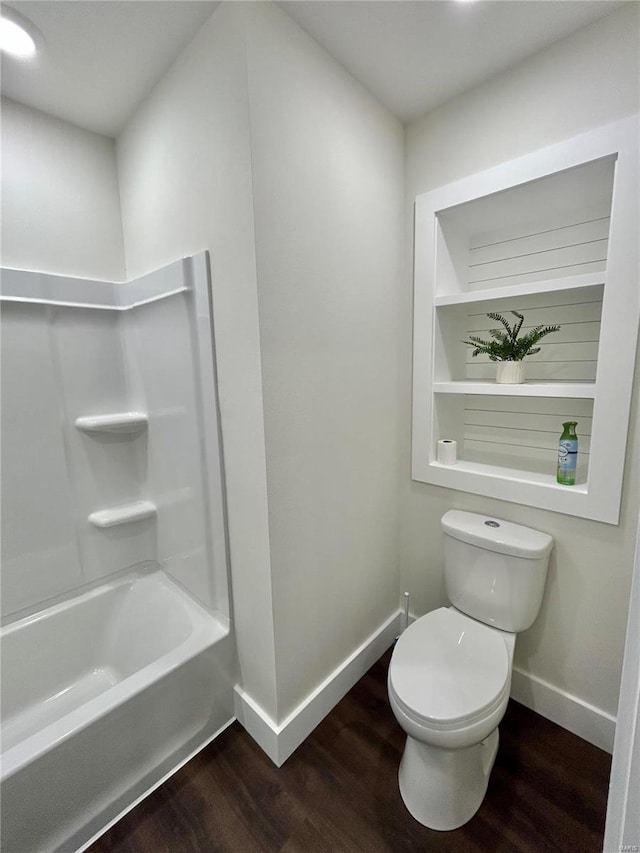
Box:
[496,361,525,384]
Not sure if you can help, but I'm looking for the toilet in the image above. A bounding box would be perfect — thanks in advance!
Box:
[388,509,553,831]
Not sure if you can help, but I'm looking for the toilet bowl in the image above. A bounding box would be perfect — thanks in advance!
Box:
[388,510,553,831]
[388,607,515,830]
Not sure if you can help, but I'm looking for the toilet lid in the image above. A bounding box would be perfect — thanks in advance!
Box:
[389,608,510,727]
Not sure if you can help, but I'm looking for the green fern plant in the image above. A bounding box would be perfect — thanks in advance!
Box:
[462,311,560,362]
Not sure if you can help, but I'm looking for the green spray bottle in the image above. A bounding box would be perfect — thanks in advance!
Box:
[557,421,578,485]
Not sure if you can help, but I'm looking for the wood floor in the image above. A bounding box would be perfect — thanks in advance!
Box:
[89,650,611,853]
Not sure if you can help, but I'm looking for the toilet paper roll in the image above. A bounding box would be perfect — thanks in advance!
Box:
[437,439,457,465]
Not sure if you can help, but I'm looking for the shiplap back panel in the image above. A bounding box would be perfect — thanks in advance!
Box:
[461,284,600,479]
[464,285,603,382]
[467,214,610,290]
[462,395,592,479]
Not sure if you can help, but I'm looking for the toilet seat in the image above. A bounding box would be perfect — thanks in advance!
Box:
[389,608,511,731]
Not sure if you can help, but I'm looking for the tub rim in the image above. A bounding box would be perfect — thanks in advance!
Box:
[1,568,229,781]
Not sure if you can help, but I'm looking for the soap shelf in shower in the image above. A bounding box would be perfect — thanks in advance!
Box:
[75,412,148,434]
[88,500,157,528]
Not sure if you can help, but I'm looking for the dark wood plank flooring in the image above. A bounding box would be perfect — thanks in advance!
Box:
[90,650,611,852]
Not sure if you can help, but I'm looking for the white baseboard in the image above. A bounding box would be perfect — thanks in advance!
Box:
[510,666,616,754]
[235,611,615,763]
[234,610,402,767]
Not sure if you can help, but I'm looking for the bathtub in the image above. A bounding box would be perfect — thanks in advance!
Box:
[0,569,234,853]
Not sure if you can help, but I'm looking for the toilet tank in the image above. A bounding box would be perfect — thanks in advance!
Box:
[441,510,553,632]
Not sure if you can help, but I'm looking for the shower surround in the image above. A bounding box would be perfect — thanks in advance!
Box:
[0,253,234,852]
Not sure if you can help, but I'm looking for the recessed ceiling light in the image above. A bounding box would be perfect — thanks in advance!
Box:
[0,8,38,58]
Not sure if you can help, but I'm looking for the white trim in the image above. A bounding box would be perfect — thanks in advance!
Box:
[0,259,189,311]
[510,666,615,754]
[236,608,617,764]
[604,510,640,850]
[234,610,402,766]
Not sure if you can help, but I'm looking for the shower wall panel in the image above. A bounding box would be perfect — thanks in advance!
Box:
[1,299,155,619]
[1,255,228,622]
[1,303,84,615]
[123,290,218,611]
[54,307,156,585]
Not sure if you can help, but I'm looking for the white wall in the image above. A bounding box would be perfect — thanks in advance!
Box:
[0,98,125,280]
[244,2,404,718]
[116,0,404,729]
[403,5,640,744]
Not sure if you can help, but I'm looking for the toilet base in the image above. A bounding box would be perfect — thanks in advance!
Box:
[398,727,499,831]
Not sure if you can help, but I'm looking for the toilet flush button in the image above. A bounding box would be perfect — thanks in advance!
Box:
[484,520,500,528]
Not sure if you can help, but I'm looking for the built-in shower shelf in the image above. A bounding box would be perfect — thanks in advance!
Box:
[75,412,148,434]
[88,500,157,529]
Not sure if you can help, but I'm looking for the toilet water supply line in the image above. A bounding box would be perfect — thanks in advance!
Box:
[395,592,410,642]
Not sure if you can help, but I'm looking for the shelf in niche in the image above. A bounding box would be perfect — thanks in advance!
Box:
[429,460,589,494]
[433,381,596,399]
[75,412,148,434]
[434,271,605,307]
[88,500,157,529]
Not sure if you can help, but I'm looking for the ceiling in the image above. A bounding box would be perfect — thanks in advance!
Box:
[1,1,219,136]
[0,0,627,137]
[279,1,627,123]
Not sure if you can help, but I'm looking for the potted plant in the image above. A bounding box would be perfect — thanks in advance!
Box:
[462,311,560,384]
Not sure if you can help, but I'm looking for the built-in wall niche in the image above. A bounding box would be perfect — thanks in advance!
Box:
[434,284,603,386]
[433,395,593,484]
[435,155,615,297]
[412,117,639,524]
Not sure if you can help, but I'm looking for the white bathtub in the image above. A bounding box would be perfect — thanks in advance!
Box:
[0,569,233,853]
